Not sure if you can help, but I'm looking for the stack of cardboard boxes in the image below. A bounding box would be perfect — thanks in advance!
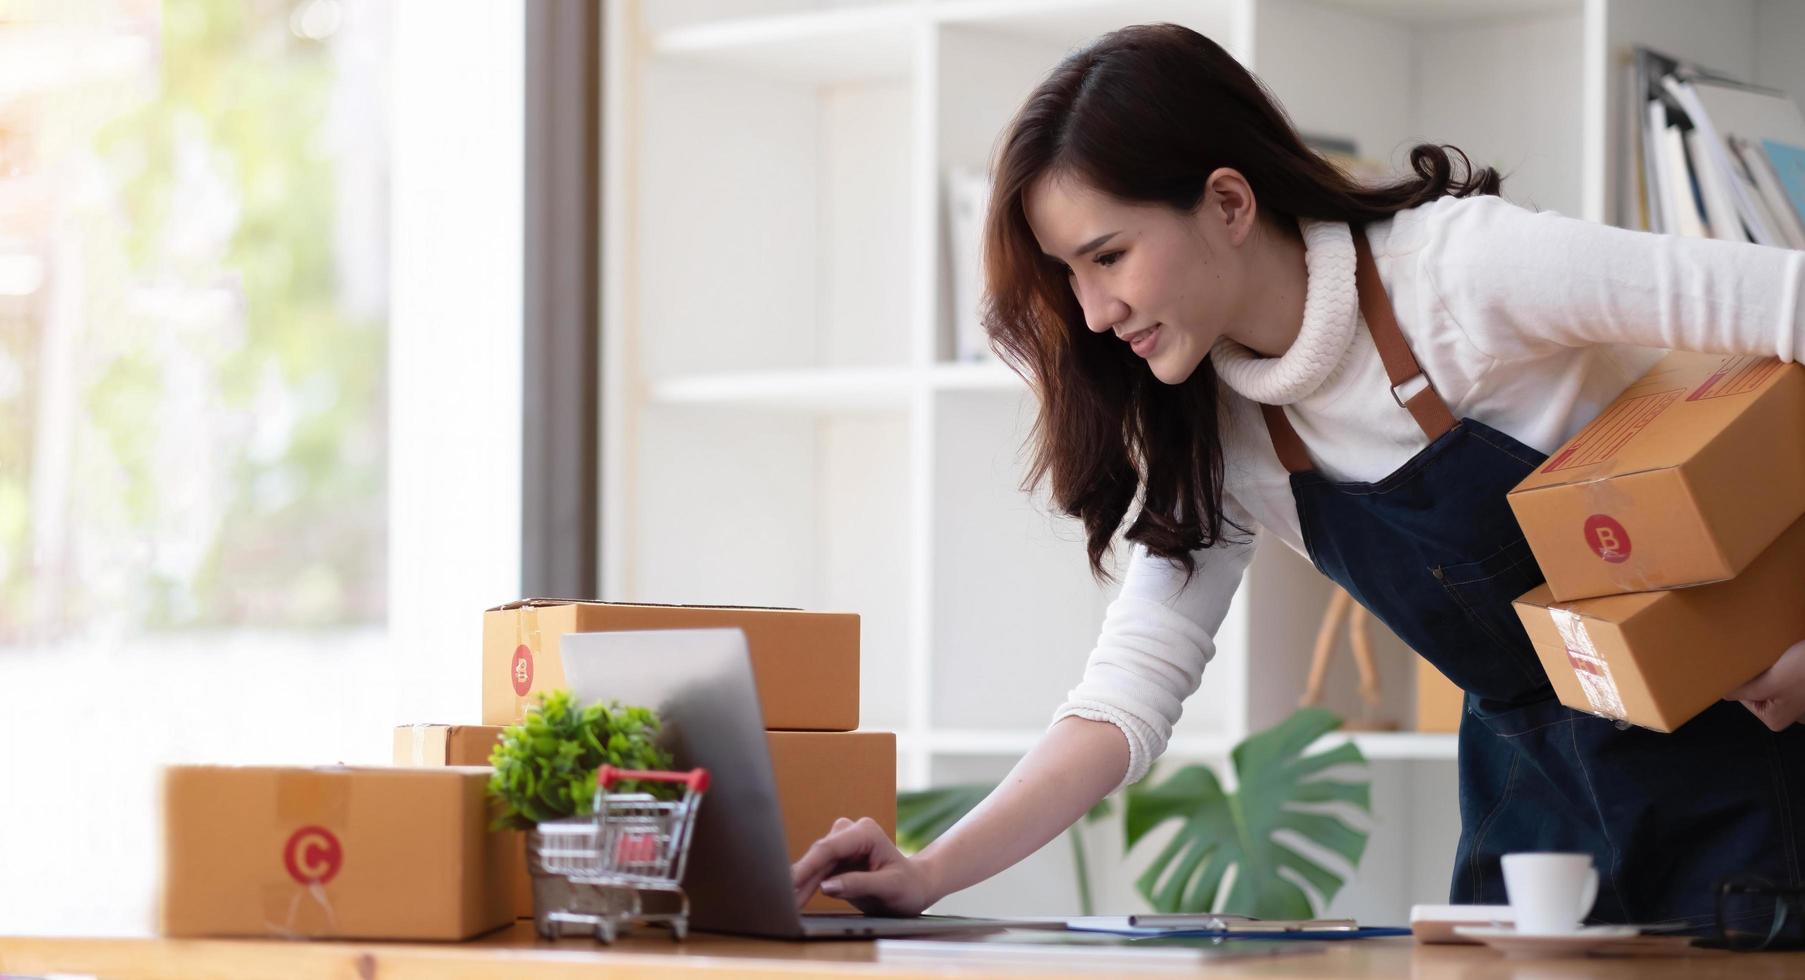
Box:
[161,598,892,939]
[1506,351,1805,731]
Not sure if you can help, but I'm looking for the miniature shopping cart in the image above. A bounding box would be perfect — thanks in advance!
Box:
[530,764,710,943]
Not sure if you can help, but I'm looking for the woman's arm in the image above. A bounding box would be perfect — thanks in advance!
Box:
[1052,525,1257,787]
[789,715,1128,914]
[1420,194,1805,362]
[791,511,1257,911]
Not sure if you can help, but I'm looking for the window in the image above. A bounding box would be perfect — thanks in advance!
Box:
[0,0,523,933]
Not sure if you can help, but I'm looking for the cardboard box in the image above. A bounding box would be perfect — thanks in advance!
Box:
[482,599,860,731]
[1507,352,1805,602]
[393,725,530,919]
[161,765,513,940]
[395,725,896,914]
[766,731,897,914]
[1415,658,1465,734]
[394,723,503,767]
[1512,514,1805,732]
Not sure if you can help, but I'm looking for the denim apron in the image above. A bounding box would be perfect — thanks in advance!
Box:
[1257,229,1805,932]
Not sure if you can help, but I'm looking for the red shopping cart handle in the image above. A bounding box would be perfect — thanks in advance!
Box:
[598,764,710,793]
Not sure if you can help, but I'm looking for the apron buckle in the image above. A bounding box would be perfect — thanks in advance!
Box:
[1391,372,1432,408]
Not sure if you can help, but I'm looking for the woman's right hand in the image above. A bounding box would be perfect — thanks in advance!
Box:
[790,816,937,916]
[789,717,1129,917]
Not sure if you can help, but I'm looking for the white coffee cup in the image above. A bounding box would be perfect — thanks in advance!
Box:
[1501,852,1599,935]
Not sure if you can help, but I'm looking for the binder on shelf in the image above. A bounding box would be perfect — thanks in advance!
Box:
[1630,45,1805,248]
[1685,127,1744,241]
[1661,74,1777,245]
[1763,139,1805,227]
[1652,106,1706,238]
[946,166,993,364]
[1734,136,1805,248]
[1638,95,1666,232]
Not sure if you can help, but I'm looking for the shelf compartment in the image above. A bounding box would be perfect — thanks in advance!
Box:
[648,365,918,412]
[934,0,1242,54]
[650,3,918,85]
[634,62,915,377]
[906,728,1456,761]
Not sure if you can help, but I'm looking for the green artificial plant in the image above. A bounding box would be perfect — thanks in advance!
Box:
[487,689,677,830]
[896,707,1371,918]
[1126,707,1371,917]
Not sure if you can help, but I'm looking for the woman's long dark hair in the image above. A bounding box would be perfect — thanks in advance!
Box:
[983,22,1501,583]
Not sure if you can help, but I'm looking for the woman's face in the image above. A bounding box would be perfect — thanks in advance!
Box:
[1023,169,1253,385]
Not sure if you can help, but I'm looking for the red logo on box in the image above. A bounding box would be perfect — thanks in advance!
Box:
[1584,515,1631,564]
[283,826,343,885]
[511,644,534,696]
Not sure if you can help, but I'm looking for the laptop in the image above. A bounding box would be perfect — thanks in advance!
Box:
[560,627,1012,939]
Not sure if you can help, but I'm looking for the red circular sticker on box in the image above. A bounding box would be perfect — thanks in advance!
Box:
[1584,515,1631,564]
[283,826,343,886]
[511,644,534,696]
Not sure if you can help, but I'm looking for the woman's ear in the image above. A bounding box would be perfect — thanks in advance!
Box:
[1200,167,1259,247]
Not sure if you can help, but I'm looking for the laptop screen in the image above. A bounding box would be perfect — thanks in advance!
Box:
[561,628,808,937]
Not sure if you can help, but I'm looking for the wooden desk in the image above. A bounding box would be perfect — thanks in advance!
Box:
[3,922,1803,979]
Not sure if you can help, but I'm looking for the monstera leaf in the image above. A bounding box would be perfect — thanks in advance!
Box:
[1124,708,1371,918]
[897,784,996,853]
[897,786,1114,852]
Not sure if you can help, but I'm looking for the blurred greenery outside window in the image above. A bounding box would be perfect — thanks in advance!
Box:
[0,0,387,638]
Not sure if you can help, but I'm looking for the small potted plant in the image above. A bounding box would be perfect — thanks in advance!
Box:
[487,690,679,923]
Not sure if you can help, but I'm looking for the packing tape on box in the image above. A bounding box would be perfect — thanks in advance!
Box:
[1574,475,1665,595]
[262,769,351,938]
[1548,606,1627,720]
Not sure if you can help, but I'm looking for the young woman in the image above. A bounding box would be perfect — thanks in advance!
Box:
[791,23,1805,933]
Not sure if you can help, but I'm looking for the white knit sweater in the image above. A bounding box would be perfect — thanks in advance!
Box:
[1052,193,1805,786]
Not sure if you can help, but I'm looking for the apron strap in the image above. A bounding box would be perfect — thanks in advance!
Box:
[1261,403,1316,474]
[1261,227,1458,475]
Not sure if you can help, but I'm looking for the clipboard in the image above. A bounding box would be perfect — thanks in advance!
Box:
[1131,913,1359,931]
[1065,914,1412,941]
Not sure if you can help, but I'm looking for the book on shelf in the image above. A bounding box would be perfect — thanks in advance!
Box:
[1651,104,1707,239]
[1732,136,1805,249]
[946,166,993,364]
[1661,73,1779,244]
[1630,46,1805,248]
[1685,128,1745,241]
[1638,93,1666,232]
[1763,139,1805,230]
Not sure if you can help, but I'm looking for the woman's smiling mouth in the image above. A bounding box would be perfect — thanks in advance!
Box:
[1123,323,1161,357]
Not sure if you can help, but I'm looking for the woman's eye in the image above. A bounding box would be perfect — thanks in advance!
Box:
[1094,251,1123,268]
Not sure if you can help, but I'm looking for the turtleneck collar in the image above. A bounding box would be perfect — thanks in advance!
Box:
[1208,219,1358,405]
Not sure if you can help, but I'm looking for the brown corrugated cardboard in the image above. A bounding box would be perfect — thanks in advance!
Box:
[1415,658,1465,734]
[1507,352,1805,601]
[1511,514,1805,732]
[392,725,530,920]
[395,725,896,915]
[482,599,860,730]
[161,765,513,940]
[766,731,897,914]
[393,723,503,767]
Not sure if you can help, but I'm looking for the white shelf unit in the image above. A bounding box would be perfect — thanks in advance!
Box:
[601,0,1805,921]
